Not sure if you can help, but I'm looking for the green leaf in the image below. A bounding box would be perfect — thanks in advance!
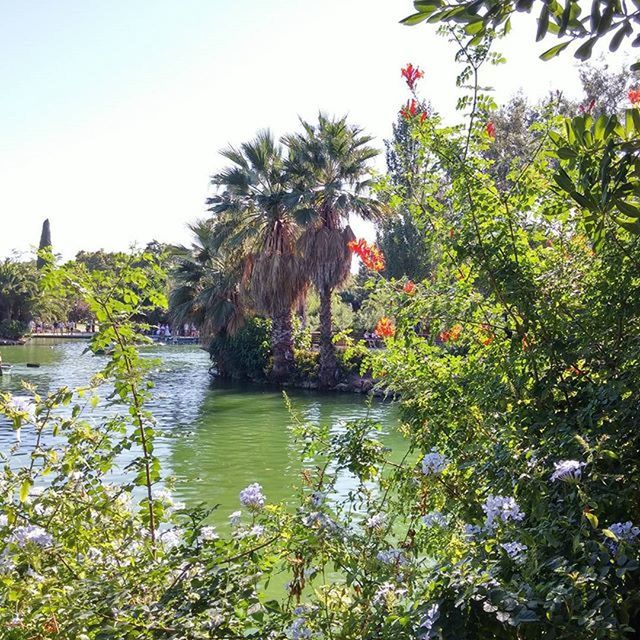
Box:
[615,199,640,218]
[585,512,599,529]
[603,528,619,541]
[540,40,572,60]
[556,146,577,159]
[465,18,485,34]
[19,478,33,503]
[574,36,597,60]
[400,11,431,25]
[613,215,640,233]
[590,0,601,32]
[610,21,632,51]
[537,5,550,41]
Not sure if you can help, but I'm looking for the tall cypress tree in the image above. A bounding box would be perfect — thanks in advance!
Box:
[37,219,52,269]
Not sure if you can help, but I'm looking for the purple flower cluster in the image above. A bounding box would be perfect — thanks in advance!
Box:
[463,524,483,539]
[422,510,448,528]
[377,548,407,566]
[550,459,585,483]
[421,449,448,475]
[482,495,524,528]
[10,525,54,548]
[501,541,528,563]
[239,483,266,511]
[606,521,640,553]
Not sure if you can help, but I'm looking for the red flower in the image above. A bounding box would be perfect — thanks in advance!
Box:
[629,88,640,105]
[375,317,395,338]
[401,63,424,91]
[480,323,494,346]
[403,280,416,294]
[420,112,428,123]
[486,121,496,139]
[578,99,596,115]
[439,324,462,343]
[401,99,419,120]
[348,238,385,272]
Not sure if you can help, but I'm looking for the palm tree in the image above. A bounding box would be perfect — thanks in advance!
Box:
[169,219,247,341]
[284,114,384,388]
[206,130,306,381]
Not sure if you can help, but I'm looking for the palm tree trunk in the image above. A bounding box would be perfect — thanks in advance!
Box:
[271,310,294,382]
[318,286,338,389]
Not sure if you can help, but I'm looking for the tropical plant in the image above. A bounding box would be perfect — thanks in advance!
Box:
[169,219,247,347]
[284,114,384,388]
[402,0,640,64]
[207,130,307,382]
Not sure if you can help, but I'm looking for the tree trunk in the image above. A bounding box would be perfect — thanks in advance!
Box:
[271,310,294,382]
[318,286,338,389]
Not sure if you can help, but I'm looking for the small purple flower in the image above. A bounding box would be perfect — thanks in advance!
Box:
[377,548,407,566]
[366,512,387,530]
[422,511,448,528]
[198,525,218,541]
[606,521,640,553]
[309,491,325,507]
[421,449,448,475]
[501,541,528,563]
[550,460,585,483]
[482,495,524,528]
[239,483,266,511]
[463,523,483,539]
[229,510,242,526]
[418,603,440,640]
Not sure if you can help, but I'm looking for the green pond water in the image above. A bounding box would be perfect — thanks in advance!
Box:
[0,339,402,524]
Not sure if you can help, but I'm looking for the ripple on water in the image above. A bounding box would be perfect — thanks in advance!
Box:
[0,340,401,523]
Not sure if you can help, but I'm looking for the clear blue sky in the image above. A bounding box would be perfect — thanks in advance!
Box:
[0,0,626,259]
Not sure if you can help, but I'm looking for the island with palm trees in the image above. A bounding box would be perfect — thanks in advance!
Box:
[170,114,388,391]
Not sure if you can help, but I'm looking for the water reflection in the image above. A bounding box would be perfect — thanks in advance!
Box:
[0,340,401,522]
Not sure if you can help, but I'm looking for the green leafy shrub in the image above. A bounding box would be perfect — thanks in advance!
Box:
[0,320,28,341]
[208,316,271,380]
[292,347,320,382]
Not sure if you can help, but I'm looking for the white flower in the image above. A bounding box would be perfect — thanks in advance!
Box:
[365,512,387,530]
[160,529,182,550]
[155,488,185,511]
[550,459,585,483]
[7,396,36,419]
[199,525,219,541]
[229,510,242,526]
[10,524,54,548]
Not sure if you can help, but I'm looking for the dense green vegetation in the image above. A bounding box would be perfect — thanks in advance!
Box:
[3,3,640,638]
